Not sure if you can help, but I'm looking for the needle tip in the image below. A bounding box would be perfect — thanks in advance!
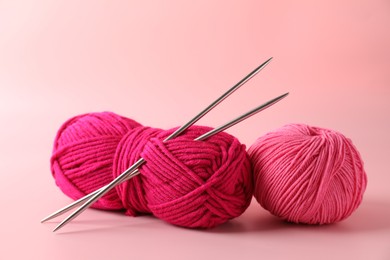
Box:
[52,226,61,232]
[52,222,67,232]
[265,57,273,63]
[279,92,289,100]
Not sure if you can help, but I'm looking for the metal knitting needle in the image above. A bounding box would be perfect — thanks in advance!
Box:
[41,170,140,223]
[52,91,288,232]
[194,92,289,141]
[42,57,272,225]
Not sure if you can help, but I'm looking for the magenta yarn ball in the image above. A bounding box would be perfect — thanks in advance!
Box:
[50,112,253,228]
[113,125,253,228]
[51,112,142,210]
[248,123,367,224]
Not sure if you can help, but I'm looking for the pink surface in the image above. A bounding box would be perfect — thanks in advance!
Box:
[0,1,389,259]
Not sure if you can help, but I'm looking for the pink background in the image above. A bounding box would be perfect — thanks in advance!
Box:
[1,1,389,259]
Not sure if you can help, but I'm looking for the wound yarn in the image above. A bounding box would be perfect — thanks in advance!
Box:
[248,123,367,225]
[51,112,253,228]
[51,112,142,210]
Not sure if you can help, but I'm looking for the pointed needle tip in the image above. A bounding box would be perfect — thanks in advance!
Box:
[272,92,289,104]
[265,57,273,63]
[41,212,58,223]
[52,226,61,233]
[41,214,56,223]
[52,221,68,232]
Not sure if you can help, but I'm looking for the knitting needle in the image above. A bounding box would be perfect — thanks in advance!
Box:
[42,57,273,224]
[194,92,289,141]
[52,91,288,232]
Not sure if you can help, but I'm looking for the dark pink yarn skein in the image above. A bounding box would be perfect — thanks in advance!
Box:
[51,112,142,210]
[248,123,367,225]
[51,112,253,228]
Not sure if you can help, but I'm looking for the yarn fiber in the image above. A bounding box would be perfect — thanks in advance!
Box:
[248,123,367,224]
[51,112,141,210]
[51,112,253,228]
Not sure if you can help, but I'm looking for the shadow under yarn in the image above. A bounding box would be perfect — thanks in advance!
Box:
[205,203,286,234]
[49,198,390,235]
[336,198,390,233]
[206,198,390,234]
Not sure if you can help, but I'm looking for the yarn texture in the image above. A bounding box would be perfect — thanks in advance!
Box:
[51,112,253,228]
[248,123,367,224]
[51,112,141,210]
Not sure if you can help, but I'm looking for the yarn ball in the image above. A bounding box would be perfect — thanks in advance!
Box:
[248,123,367,225]
[51,112,142,210]
[50,112,253,228]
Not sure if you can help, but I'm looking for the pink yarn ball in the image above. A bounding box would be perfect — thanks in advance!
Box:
[114,125,253,228]
[51,112,142,210]
[248,123,367,225]
[50,112,253,228]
